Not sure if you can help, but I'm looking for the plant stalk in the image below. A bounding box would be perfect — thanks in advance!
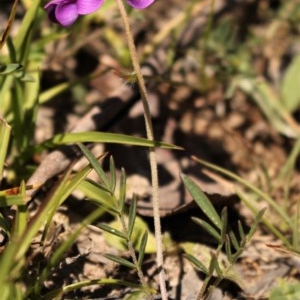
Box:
[115,0,168,299]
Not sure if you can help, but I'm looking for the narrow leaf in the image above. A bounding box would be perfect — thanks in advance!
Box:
[78,143,110,190]
[127,196,137,239]
[14,181,27,237]
[138,231,148,268]
[229,230,240,251]
[0,118,11,183]
[225,236,233,263]
[191,155,291,228]
[103,217,156,253]
[0,195,25,206]
[40,131,182,150]
[208,254,216,275]
[221,207,228,242]
[14,0,41,62]
[43,278,147,300]
[0,63,22,75]
[105,254,136,269]
[97,223,127,239]
[77,179,118,213]
[184,253,208,274]
[238,220,245,241]
[118,169,126,213]
[36,206,107,294]
[0,212,10,233]
[109,156,116,193]
[211,254,223,277]
[192,217,221,242]
[281,54,300,112]
[248,207,267,240]
[181,174,221,229]
[13,161,93,266]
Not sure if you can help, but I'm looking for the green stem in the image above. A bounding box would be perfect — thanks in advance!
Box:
[119,214,153,299]
[115,1,168,299]
[0,118,11,183]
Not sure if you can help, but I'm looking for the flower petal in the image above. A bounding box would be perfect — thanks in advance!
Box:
[55,1,79,26]
[45,4,59,24]
[76,0,104,15]
[44,0,64,9]
[127,0,155,9]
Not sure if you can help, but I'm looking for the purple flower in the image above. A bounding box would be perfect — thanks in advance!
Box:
[127,0,155,9]
[45,0,155,27]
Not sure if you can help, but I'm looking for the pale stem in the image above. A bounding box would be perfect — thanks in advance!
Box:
[114,0,168,299]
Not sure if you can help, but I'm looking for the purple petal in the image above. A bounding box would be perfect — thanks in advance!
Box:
[127,0,155,9]
[76,0,104,15]
[45,4,59,24]
[55,1,79,26]
[44,0,64,9]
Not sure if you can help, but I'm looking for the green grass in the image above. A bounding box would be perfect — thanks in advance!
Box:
[1,0,300,299]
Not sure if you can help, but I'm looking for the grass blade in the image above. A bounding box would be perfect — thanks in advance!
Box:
[0,195,25,206]
[191,155,291,228]
[109,156,117,193]
[0,64,22,75]
[39,131,182,150]
[16,160,94,262]
[0,118,11,183]
[43,278,145,300]
[31,205,107,297]
[13,182,27,238]
[14,0,41,62]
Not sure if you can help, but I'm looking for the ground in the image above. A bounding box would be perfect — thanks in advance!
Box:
[1,0,300,299]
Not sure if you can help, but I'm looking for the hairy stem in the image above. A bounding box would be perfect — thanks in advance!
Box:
[115,0,168,299]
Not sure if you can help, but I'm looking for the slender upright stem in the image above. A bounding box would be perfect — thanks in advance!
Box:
[118,214,153,299]
[114,1,168,299]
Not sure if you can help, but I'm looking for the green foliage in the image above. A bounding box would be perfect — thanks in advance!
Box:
[228,77,298,138]
[77,144,154,298]
[1,0,300,299]
[191,156,293,246]
[0,118,11,183]
[38,131,180,150]
[0,161,96,299]
[270,279,300,300]
[182,173,266,299]
[181,174,222,230]
[281,54,300,112]
[102,217,156,253]
[0,63,23,76]
[0,0,42,176]
[43,278,150,300]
